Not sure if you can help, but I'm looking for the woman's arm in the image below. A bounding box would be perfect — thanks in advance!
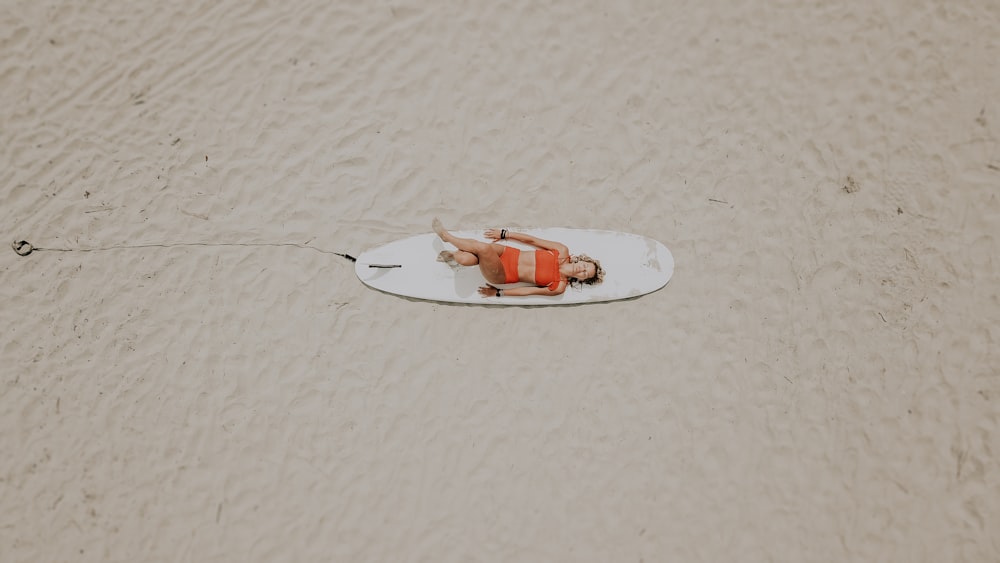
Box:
[484,229,569,257]
[478,282,566,297]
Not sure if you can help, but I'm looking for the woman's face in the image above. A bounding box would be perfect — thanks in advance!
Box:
[571,260,597,281]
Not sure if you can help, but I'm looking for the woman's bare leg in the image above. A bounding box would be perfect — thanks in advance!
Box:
[450,250,479,265]
[437,250,478,266]
[433,219,505,283]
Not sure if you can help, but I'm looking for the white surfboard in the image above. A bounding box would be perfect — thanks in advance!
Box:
[355,228,673,305]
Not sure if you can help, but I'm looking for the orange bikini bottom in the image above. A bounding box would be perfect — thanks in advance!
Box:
[499,246,520,283]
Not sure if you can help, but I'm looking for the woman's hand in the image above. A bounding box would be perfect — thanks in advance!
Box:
[478,285,500,298]
[484,228,503,241]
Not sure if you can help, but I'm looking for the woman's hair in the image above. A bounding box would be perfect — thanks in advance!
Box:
[569,254,605,287]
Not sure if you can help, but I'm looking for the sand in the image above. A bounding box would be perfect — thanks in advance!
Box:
[2,1,999,561]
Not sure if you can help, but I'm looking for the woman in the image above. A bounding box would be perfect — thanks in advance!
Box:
[432,219,604,298]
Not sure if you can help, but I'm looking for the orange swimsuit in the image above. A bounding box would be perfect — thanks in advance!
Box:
[500,246,521,283]
[499,247,562,290]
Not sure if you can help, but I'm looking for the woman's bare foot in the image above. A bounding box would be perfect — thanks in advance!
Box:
[432,218,447,240]
[437,250,459,267]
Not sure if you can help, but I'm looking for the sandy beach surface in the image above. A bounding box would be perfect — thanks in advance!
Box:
[3,1,999,561]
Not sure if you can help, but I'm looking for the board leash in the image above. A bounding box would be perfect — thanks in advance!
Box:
[11,239,401,268]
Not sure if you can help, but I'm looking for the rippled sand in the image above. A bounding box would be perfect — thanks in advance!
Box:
[2,1,999,561]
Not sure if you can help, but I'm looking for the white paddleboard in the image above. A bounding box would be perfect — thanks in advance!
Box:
[355,228,673,305]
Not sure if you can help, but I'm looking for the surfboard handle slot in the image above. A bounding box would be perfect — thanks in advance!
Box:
[367,263,402,269]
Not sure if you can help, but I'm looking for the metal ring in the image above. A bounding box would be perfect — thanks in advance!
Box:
[12,240,34,256]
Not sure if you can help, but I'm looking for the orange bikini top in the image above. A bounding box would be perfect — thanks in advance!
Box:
[534,249,561,290]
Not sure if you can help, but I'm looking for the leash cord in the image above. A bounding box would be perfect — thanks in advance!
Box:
[12,239,359,263]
